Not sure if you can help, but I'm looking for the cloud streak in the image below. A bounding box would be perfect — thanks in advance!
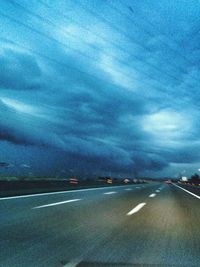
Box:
[1,0,200,177]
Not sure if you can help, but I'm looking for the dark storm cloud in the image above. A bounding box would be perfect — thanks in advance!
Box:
[0,48,42,90]
[0,127,32,145]
[0,99,44,146]
[1,0,200,177]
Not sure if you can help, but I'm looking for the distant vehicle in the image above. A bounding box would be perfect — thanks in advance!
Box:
[106,178,113,184]
[165,180,172,184]
[123,178,130,184]
[191,181,200,186]
[69,177,79,185]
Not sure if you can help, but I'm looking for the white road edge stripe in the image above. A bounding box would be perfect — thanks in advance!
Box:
[104,191,116,195]
[173,184,200,200]
[127,202,146,216]
[32,199,81,209]
[0,185,136,201]
[63,259,82,267]
[149,193,156,198]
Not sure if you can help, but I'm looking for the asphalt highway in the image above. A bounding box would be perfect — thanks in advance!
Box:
[0,182,199,267]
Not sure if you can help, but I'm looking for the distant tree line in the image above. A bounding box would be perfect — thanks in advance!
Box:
[189,173,200,185]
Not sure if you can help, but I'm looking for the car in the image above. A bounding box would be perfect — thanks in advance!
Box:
[69,177,79,185]
[165,180,172,184]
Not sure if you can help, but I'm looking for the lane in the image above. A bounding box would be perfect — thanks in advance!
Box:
[0,184,147,200]
[173,184,200,199]
[85,184,199,267]
[176,184,200,197]
[0,182,159,267]
[0,182,199,266]
[0,183,154,224]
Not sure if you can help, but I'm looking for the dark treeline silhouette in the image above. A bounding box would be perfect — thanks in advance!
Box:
[190,173,200,185]
[182,173,200,186]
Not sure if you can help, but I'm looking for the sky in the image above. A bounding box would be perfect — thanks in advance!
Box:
[1,0,200,179]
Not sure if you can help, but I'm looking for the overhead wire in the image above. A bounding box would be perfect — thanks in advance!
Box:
[3,0,199,101]
[1,0,199,106]
[72,0,199,90]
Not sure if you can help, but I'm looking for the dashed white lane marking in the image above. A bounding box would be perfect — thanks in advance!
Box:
[155,190,160,193]
[149,193,156,198]
[104,191,116,195]
[173,184,200,200]
[127,202,146,216]
[32,199,81,209]
[125,188,132,191]
[136,187,141,189]
[63,259,82,267]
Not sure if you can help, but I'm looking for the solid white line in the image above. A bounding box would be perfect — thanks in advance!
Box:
[104,191,116,195]
[0,185,136,201]
[173,184,200,200]
[127,202,146,216]
[32,199,81,209]
[149,193,156,198]
[63,259,82,267]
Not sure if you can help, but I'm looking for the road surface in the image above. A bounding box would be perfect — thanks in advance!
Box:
[0,183,199,267]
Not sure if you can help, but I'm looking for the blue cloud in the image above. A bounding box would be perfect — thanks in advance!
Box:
[0,48,42,90]
[1,0,200,178]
